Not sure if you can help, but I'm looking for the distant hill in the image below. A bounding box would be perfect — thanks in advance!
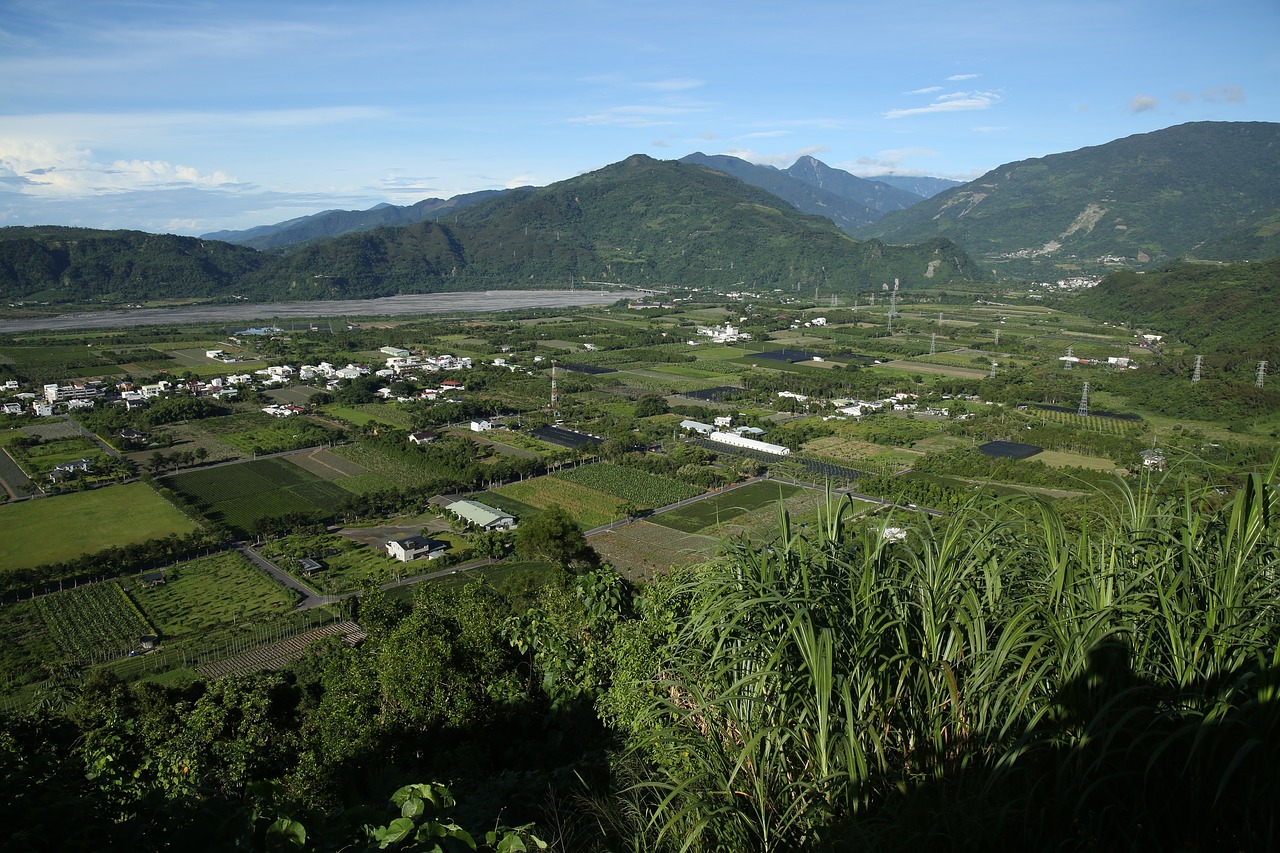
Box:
[201,190,513,250]
[0,226,262,303]
[678,153,923,233]
[0,157,984,304]
[856,122,1280,278]
[250,154,983,300]
[870,175,962,199]
[1074,256,1280,362]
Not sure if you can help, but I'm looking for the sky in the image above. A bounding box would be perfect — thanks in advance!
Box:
[1,0,1276,236]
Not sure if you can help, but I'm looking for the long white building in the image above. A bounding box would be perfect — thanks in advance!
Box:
[709,431,790,456]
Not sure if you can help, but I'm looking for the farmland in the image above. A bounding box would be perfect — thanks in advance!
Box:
[588,521,722,581]
[490,476,626,528]
[553,462,702,508]
[0,482,199,573]
[127,551,299,640]
[164,457,352,534]
[34,581,153,664]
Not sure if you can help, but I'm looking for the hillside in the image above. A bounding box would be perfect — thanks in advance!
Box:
[857,121,1280,278]
[1074,256,1280,363]
[678,153,922,232]
[0,227,263,303]
[244,155,984,300]
[201,189,513,250]
[0,158,983,304]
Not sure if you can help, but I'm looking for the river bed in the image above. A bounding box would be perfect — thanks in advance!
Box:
[0,289,640,334]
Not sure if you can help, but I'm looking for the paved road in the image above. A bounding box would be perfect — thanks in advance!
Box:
[234,542,341,610]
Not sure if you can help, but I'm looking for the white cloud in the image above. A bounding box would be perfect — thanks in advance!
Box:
[721,145,828,168]
[0,140,240,199]
[947,74,979,81]
[907,86,943,95]
[742,130,792,139]
[1203,85,1244,103]
[636,78,704,92]
[885,91,1001,119]
[567,104,702,127]
[1129,94,1159,113]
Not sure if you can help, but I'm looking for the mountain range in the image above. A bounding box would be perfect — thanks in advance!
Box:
[857,121,1280,278]
[1,121,1276,306]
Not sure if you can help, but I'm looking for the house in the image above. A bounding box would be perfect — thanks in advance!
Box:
[140,570,168,587]
[297,558,324,577]
[470,419,493,432]
[449,499,517,531]
[408,430,438,445]
[120,428,147,443]
[49,458,92,481]
[386,535,447,562]
[1141,449,1167,471]
[679,419,715,436]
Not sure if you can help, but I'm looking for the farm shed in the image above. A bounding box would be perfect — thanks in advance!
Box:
[449,499,517,531]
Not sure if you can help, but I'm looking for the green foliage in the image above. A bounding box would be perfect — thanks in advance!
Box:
[514,503,599,570]
[860,121,1280,276]
[553,462,701,509]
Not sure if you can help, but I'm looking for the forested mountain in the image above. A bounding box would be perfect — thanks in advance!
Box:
[201,190,513,250]
[0,227,262,303]
[678,152,922,232]
[249,154,981,300]
[0,157,982,303]
[1075,256,1280,362]
[856,121,1280,278]
[870,173,962,198]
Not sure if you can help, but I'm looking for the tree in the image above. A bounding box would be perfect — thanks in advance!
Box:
[514,504,599,570]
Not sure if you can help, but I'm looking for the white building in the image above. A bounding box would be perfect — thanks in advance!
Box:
[709,431,790,456]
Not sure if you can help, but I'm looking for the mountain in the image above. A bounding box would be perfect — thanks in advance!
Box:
[856,122,1280,279]
[677,153,922,233]
[783,155,924,212]
[249,154,983,300]
[0,226,262,303]
[201,190,513,250]
[870,175,962,199]
[0,157,984,304]
[1074,256,1280,362]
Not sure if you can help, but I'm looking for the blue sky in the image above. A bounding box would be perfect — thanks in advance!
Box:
[1,0,1276,235]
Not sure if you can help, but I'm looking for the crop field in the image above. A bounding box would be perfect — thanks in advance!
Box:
[650,480,802,534]
[873,360,991,379]
[589,521,722,580]
[331,443,442,492]
[288,447,370,480]
[0,598,54,692]
[555,463,701,509]
[35,581,154,665]
[0,482,199,573]
[491,476,625,528]
[259,533,407,594]
[128,551,298,640]
[20,421,83,441]
[165,458,352,533]
[802,436,897,464]
[1030,408,1142,435]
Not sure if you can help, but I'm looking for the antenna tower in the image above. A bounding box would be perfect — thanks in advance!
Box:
[1257,360,1267,388]
[1078,382,1089,417]
[1192,355,1203,383]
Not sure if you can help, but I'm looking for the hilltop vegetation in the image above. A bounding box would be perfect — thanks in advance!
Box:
[858,121,1280,278]
[0,157,981,305]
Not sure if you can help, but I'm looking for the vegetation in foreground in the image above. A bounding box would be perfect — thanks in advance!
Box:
[1,461,1276,851]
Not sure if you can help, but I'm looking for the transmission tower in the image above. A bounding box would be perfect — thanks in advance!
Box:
[889,290,898,318]
[1078,382,1089,417]
[990,361,997,379]
[887,312,893,334]
[1192,354,1203,383]
[550,360,558,417]
[1064,346,1074,369]
[1257,361,1268,388]
[995,328,1000,346]
[930,333,936,355]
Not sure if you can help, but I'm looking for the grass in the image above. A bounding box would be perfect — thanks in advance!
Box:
[650,480,801,534]
[166,458,352,534]
[0,482,198,573]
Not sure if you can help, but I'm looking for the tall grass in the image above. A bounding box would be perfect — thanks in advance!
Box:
[611,462,1280,850]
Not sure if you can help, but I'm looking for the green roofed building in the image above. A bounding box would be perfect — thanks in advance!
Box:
[449,499,517,531]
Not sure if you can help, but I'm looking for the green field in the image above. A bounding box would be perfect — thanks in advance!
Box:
[0,482,199,572]
[490,476,625,528]
[554,463,702,508]
[165,458,352,534]
[650,480,802,534]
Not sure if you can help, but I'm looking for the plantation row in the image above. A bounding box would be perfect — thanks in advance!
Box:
[34,582,152,664]
[194,620,366,680]
[554,462,701,508]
